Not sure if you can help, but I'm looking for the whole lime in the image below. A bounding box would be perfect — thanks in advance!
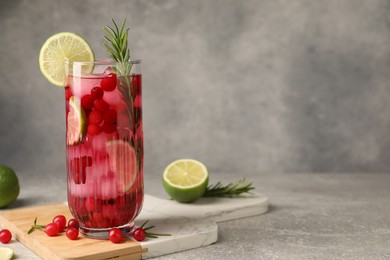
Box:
[0,165,20,208]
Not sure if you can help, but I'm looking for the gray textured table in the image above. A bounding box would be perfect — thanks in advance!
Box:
[2,171,390,259]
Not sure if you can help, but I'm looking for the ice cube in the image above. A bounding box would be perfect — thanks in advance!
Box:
[85,132,118,153]
[100,175,119,199]
[103,90,123,107]
[85,158,110,179]
[134,95,142,108]
[86,133,105,152]
[68,180,95,198]
[70,77,97,99]
[90,61,114,74]
[103,66,115,75]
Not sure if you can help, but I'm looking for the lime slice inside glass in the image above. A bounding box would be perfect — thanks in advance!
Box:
[163,159,208,203]
[0,247,14,260]
[39,32,94,87]
[106,140,137,193]
[67,96,86,145]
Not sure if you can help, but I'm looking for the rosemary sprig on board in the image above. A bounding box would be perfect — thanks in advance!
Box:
[27,217,45,234]
[140,220,171,239]
[203,179,255,197]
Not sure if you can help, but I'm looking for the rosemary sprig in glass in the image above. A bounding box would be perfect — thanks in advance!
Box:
[103,18,132,75]
[103,19,142,176]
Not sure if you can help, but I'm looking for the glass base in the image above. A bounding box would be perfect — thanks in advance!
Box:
[79,222,134,239]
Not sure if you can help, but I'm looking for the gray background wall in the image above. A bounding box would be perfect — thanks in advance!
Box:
[0,0,389,179]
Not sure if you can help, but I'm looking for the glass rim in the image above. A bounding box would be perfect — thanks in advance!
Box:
[64,59,141,66]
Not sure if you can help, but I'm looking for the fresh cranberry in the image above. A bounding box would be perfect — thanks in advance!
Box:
[66,227,79,240]
[117,128,131,139]
[81,156,93,167]
[54,222,64,232]
[44,223,59,237]
[67,219,79,229]
[103,109,117,124]
[53,215,67,232]
[133,227,146,242]
[132,74,142,95]
[94,99,109,113]
[100,73,117,91]
[85,198,96,212]
[71,160,86,184]
[93,212,109,228]
[87,124,101,135]
[69,197,87,217]
[115,195,127,210]
[70,158,87,184]
[117,114,130,128]
[73,168,86,184]
[69,158,80,172]
[133,95,142,108]
[108,228,123,243]
[65,87,72,101]
[89,111,103,125]
[116,102,128,114]
[102,123,116,134]
[91,86,104,99]
[0,229,12,244]
[88,198,103,212]
[136,123,143,140]
[81,94,94,109]
[103,204,117,219]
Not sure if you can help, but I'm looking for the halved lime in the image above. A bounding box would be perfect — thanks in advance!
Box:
[67,96,86,145]
[39,32,94,87]
[0,247,14,260]
[163,159,208,203]
[106,140,137,192]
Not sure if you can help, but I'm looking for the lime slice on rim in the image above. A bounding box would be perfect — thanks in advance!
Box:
[106,140,138,193]
[0,247,14,260]
[67,96,86,145]
[163,159,208,203]
[39,32,94,87]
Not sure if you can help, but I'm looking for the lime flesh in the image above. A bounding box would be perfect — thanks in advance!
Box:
[163,159,208,203]
[39,32,94,87]
[106,140,137,192]
[67,96,86,145]
[0,247,14,260]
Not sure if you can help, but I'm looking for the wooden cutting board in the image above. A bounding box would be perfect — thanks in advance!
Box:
[0,203,146,260]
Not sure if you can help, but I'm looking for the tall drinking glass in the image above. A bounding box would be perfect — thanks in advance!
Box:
[64,60,143,238]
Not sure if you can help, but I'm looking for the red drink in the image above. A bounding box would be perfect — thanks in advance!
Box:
[65,61,143,238]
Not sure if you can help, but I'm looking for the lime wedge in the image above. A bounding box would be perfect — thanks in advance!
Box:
[39,32,94,87]
[67,96,86,145]
[0,247,14,260]
[106,140,137,192]
[163,159,208,203]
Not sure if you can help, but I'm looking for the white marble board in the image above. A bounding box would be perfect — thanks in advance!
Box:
[136,193,269,258]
